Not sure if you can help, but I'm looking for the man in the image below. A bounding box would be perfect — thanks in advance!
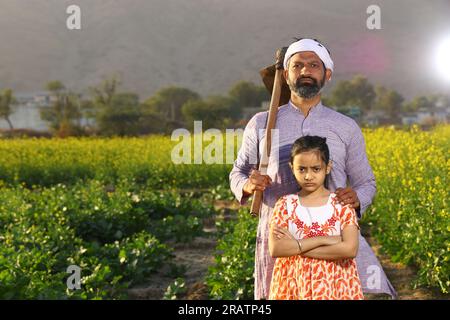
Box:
[230,38,397,299]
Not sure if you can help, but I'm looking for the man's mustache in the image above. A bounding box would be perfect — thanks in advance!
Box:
[296,77,318,86]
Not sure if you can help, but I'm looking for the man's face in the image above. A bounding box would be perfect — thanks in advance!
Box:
[284,51,332,99]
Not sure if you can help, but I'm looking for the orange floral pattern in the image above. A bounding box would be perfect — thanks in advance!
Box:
[269,193,364,300]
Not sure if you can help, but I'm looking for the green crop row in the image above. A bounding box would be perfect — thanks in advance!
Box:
[362,125,449,293]
[0,136,234,189]
[206,208,257,300]
[0,180,214,299]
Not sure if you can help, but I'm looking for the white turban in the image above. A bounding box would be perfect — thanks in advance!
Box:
[283,39,334,72]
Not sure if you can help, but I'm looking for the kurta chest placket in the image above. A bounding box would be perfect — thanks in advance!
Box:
[291,103,321,137]
[301,114,313,136]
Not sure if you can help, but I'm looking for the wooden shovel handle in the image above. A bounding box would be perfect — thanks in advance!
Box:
[250,47,287,217]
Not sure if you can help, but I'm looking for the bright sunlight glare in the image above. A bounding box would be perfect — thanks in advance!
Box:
[435,36,450,82]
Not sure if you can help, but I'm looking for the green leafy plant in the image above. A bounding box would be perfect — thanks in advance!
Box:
[206,208,257,299]
[163,277,187,300]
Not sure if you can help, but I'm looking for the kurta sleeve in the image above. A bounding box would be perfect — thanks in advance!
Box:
[229,114,262,205]
[345,123,377,219]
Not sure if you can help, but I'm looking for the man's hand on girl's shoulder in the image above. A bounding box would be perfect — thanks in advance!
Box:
[335,187,360,209]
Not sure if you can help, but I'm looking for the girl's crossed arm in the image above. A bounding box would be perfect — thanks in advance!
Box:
[269,225,341,258]
[300,225,359,260]
[302,205,360,260]
[269,224,359,260]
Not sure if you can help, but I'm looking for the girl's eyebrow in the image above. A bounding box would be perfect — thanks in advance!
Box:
[296,164,323,168]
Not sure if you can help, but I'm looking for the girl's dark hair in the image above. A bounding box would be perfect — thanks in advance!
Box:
[290,135,330,165]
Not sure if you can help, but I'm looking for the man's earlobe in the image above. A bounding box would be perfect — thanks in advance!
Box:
[326,70,332,82]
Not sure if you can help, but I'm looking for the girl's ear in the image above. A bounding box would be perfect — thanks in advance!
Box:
[290,162,296,173]
[326,161,332,174]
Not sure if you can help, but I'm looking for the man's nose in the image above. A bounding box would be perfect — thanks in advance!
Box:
[300,65,312,76]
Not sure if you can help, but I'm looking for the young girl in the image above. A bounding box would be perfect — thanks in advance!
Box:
[268,135,364,300]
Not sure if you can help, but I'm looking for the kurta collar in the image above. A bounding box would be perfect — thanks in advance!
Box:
[288,100,323,117]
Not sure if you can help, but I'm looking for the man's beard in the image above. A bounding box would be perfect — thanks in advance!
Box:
[288,75,325,99]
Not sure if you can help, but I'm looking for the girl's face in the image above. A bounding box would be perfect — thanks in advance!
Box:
[290,150,332,193]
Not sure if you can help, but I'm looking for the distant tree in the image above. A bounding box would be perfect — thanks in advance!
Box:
[96,93,141,136]
[78,99,97,131]
[181,95,239,130]
[208,95,241,121]
[328,80,353,107]
[40,81,83,137]
[46,80,65,93]
[373,86,404,121]
[137,109,168,134]
[403,96,435,113]
[328,75,375,112]
[88,76,143,135]
[0,89,17,130]
[349,75,376,111]
[427,94,450,109]
[181,100,208,129]
[228,81,269,108]
[143,86,200,124]
[90,76,120,109]
[321,95,333,107]
[434,94,450,107]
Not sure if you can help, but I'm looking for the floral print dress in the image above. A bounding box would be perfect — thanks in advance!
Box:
[269,192,364,300]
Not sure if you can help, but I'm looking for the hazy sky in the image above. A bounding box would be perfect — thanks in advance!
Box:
[0,0,449,100]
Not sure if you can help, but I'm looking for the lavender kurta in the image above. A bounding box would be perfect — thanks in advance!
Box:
[230,101,397,299]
